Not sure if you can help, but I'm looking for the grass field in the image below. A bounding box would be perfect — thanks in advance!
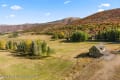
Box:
[0,34,119,80]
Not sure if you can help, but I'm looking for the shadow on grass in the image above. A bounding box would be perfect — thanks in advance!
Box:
[8,52,50,60]
[74,52,95,59]
[105,42,120,44]
[60,39,120,44]
[60,39,85,43]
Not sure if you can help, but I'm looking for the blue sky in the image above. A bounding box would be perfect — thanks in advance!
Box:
[0,0,120,24]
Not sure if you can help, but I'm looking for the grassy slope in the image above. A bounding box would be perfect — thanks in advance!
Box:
[0,34,119,80]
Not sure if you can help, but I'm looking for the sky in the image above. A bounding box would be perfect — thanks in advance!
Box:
[0,0,120,25]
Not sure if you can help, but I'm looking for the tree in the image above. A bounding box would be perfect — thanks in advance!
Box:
[96,29,120,42]
[41,41,47,55]
[70,31,88,42]
[52,32,65,39]
[0,40,6,50]
[46,46,52,56]
[52,33,59,40]
[17,41,26,54]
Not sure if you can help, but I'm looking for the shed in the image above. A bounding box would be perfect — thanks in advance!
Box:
[89,45,108,58]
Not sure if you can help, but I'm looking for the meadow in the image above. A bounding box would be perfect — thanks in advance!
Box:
[0,34,119,80]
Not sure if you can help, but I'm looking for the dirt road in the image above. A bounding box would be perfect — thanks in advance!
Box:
[88,55,120,80]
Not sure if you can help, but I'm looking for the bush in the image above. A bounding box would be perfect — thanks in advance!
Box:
[70,31,88,42]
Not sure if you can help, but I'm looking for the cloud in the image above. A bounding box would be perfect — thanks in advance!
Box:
[99,3,111,8]
[45,12,51,16]
[10,5,22,10]
[1,4,8,7]
[6,14,16,18]
[64,0,71,4]
[98,9,104,12]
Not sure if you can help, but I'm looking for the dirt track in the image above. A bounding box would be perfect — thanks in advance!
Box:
[64,53,120,80]
[88,55,120,80]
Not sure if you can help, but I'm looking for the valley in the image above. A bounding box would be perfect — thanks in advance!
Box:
[0,34,119,80]
[0,5,120,80]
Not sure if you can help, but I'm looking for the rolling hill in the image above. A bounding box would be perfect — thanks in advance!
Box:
[0,17,80,33]
[0,8,120,33]
[71,8,120,25]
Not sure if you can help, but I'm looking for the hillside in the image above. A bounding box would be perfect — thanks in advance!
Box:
[0,17,80,33]
[0,24,34,33]
[71,8,120,25]
[0,8,120,33]
[24,8,120,33]
[28,17,81,32]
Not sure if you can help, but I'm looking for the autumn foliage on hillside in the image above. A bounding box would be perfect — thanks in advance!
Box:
[0,8,120,35]
[71,8,120,25]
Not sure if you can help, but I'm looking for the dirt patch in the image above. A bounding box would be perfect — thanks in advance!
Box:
[65,54,120,80]
[88,55,120,80]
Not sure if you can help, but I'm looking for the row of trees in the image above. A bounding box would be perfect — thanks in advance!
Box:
[96,29,120,42]
[46,23,120,36]
[52,31,89,42]
[0,40,53,57]
[48,22,120,42]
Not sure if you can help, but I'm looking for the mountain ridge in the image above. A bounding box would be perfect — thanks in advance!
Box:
[0,8,120,33]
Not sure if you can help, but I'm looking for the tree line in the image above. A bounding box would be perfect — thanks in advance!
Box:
[96,29,120,42]
[51,29,120,42]
[0,39,54,58]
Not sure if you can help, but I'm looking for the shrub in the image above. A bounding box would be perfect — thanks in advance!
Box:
[70,31,88,42]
